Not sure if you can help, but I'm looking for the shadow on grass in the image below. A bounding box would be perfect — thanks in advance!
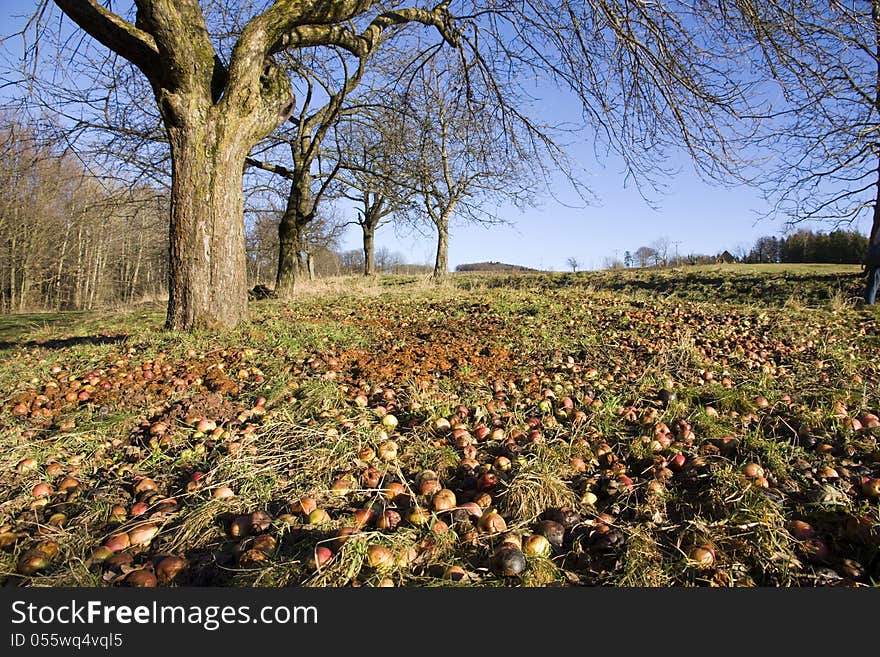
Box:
[583,270,865,306]
[0,311,88,338]
[458,267,865,306]
[0,311,131,351]
[0,333,128,351]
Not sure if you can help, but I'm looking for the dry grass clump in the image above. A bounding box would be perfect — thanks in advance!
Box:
[496,449,578,524]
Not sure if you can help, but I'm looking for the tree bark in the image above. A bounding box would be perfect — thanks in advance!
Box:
[55,219,71,308]
[363,225,376,276]
[276,213,304,296]
[74,225,84,309]
[165,120,249,331]
[433,217,449,279]
[275,175,313,297]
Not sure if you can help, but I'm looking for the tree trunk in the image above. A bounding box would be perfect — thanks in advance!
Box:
[165,121,249,331]
[129,229,144,302]
[276,217,306,297]
[275,215,303,297]
[275,177,312,297]
[73,225,84,310]
[872,157,880,246]
[8,233,17,312]
[18,214,35,311]
[363,225,376,276]
[55,219,71,309]
[88,240,101,310]
[433,218,449,279]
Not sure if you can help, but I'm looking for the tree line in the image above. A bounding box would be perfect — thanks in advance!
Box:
[601,229,869,272]
[0,119,168,313]
[743,230,869,265]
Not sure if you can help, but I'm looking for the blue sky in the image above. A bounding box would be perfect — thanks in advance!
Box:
[2,1,871,272]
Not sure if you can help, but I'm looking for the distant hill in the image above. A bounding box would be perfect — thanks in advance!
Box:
[455,261,539,272]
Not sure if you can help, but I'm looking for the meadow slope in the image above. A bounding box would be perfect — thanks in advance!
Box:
[0,265,877,587]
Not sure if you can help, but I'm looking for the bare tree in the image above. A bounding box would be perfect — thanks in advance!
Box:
[393,55,545,278]
[244,46,377,295]
[634,246,657,268]
[349,188,397,277]
[566,257,580,272]
[651,237,670,267]
[336,104,412,277]
[337,248,366,274]
[244,200,345,285]
[602,257,624,270]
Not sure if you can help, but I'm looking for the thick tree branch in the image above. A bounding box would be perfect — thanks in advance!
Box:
[53,0,160,78]
[133,0,222,98]
[229,0,375,88]
[271,4,458,58]
[245,156,296,179]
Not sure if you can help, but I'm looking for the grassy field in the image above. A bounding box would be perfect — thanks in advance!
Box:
[0,265,878,587]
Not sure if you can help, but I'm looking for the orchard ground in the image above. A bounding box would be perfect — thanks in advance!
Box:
[0,264,878,587]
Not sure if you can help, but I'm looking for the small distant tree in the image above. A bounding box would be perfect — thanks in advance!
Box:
[566,257,580,272]
[374,247,407,273]
[746,236,781,264]
[651,237,670,267]
[244,204,344,284]
[635,246,657,268]
[623,251,633,268]
[312,247,341,277]
[336,103,411,277]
